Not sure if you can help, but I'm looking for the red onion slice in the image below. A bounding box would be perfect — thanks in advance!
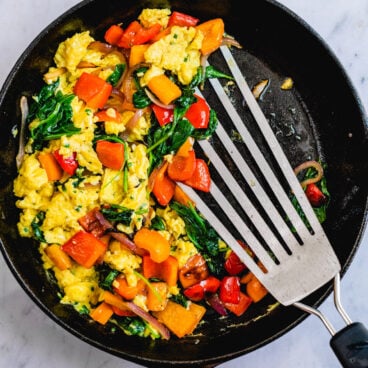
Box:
[206,293,228,316]
[125,301,171,340]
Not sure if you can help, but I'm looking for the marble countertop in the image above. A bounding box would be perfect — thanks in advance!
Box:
[0,1,367,367]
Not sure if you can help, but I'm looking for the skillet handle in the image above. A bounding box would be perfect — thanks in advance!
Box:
[330,322,368,368]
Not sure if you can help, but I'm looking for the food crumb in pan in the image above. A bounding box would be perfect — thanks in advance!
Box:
[281,77,294,90]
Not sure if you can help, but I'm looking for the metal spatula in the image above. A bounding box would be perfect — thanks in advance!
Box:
[179,45,368,367]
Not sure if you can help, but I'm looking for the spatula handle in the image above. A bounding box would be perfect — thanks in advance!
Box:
[330,322,368,368]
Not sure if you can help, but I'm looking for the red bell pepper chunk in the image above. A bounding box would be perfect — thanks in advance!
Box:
[183,158,211,192]
[167,149,196,182]
[118,21,161,48]
[134,23,161,45]
[185,94,210,129]
[224,292,252,316]
[200,275,221,293]
[168,11,200,27]
[184,283,205,301]
[224,250,247,275]
[104,24,124,46]
[305,183,327,207]
[53,149,78,176]
[219,276,241,304]
[152,104,174,126]
[78,207,106,238]
[183,276,220,301]
[74,72,112,109]
[118,21,142,48]
[61,230,107,268]
[150,162,175,206]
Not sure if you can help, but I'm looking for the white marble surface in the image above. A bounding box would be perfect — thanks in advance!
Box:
[0,1,367,367]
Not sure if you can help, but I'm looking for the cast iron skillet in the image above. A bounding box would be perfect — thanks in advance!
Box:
[0,0,367,367]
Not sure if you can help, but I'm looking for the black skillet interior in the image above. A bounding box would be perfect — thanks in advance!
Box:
[0,0,367,367]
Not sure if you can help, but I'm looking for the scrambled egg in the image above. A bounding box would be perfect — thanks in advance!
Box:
[143,26,203,85]
[138,8,171,28]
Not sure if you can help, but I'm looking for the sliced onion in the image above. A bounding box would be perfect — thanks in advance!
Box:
[16,96,28,169]
[221,36,243,49]
[145,88,174,109]
[121,63,149,103]
[125,107,147,131]
[110,232,147,257]
[199,54,209,90]
[88,41,113,53]
[93,210,147,256]
[77,61,98,69]
[252,79,269,100]
[206,293,228,316]
[293,160,324,188]
[125,301,171,340]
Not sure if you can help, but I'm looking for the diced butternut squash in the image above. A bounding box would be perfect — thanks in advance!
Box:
[129,44,149,67]
[153,300,206,338]
[45,244,72,270]
[90,302,114,325]
[147,74,182,105]
[147,282,168,311]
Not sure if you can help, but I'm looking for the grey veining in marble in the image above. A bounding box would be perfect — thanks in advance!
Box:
[0,1,367,367]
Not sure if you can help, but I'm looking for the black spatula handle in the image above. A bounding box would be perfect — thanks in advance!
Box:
[330,322,368,367]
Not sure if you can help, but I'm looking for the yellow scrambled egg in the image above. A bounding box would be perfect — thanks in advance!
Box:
[143,25,203,85]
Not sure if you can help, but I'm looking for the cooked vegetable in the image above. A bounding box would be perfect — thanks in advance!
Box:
[129,44,150,67]
[153,300,206,338]
[133,228,170,263]
[74,72,112,109]
[168,11,199,27]
[53,149,78,175]
[38,152,63,181]
[28,81,80,151]
[61,231,107,268]
[95,140,125,170]
[196,18,224,55]
[148,74,182,105]
[183,158,211,192]
[184,94,210,129]
[90,302,114,325]
[45,244,72,270]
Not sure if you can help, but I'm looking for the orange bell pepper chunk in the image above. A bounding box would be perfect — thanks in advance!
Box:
[173,185,196,207]
[95,108,122,123]
[146,281,168,311]
[196,18,224,55]
[133,228,170,263]
[113,274,143,300]
[142,255,179,286]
